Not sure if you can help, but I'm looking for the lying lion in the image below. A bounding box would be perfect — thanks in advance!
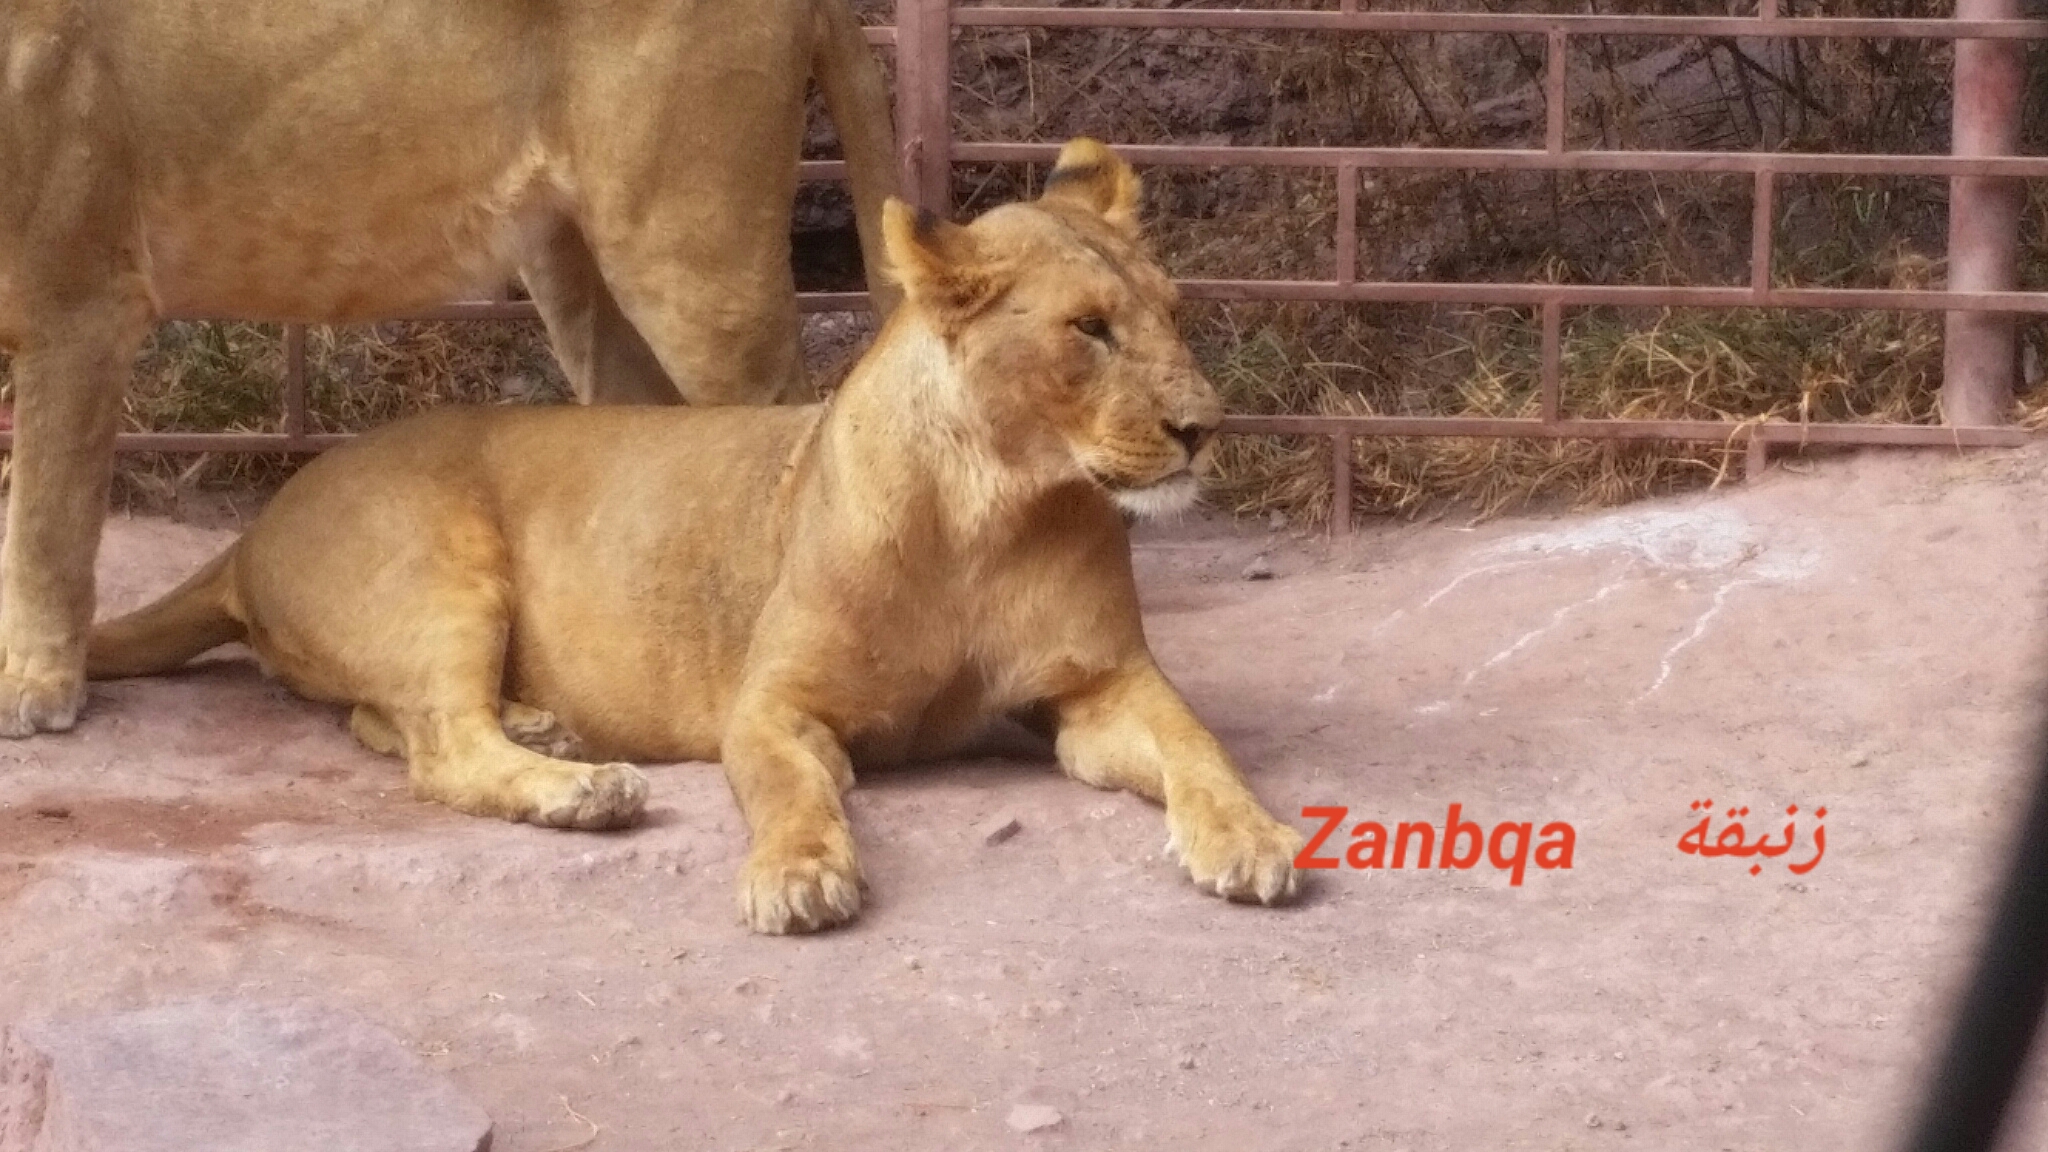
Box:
[87,140,1305,934]
[0,0,899,738]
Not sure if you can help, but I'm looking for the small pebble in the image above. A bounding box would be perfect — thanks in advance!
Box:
[1242,555,1275,581]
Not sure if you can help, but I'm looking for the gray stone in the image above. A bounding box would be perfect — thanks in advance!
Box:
[0,998,492,1152]
[978,813,1023,847]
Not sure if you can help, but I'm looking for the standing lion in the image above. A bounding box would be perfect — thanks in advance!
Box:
[0,0,900,736]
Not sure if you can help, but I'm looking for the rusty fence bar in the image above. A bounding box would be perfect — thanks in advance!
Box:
[1946,0,2030,425]
[948,9,2048,39]
[62,3,2048,539]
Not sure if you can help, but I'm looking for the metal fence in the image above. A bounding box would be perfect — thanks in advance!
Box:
[74,2,2048,532]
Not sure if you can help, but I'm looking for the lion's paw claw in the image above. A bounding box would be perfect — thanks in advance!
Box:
[738,829,863,935]
[0,659,84,738]
[1167,804,1304,906]
[534,763,648,830]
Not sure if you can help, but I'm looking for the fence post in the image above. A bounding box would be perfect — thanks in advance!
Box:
[1943,0,2027,427]
[1329,433,1353,536]
[894,0,954,215]
[282,324,308,446]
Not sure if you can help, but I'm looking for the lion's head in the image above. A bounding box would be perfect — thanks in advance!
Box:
[879,139,1222,519]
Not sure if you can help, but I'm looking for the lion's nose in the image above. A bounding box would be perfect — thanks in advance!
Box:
[1164,420,1215,459]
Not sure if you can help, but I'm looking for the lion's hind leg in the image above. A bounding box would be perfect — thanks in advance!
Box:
[349,705,404,757]
[343,617,637,831]
[240,488,640,831]
[351,701,584,762]
[398,708,645,831]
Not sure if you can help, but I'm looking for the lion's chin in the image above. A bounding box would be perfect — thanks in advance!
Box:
[1108,471,1201,521]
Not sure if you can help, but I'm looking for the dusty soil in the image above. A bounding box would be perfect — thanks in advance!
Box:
[6,445,2048,1151]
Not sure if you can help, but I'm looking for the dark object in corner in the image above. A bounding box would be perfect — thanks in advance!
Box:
[1899,712,2048,1152]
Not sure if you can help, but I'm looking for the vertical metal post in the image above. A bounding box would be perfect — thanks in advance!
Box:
[1334,162,1358,285]
[1750,166,1775,298]
[1943,0,2026,426]
[283,324,308,445]
[896,0,954,214]
[1539,299,1562,422]
[1330,433,1353,536]
[1545,26,1568,154]
[1542,27,1567,427]
[893,0,924,201]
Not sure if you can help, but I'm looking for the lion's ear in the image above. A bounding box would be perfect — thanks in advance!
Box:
[882,198,1002,331]
[1039,138,1142,236]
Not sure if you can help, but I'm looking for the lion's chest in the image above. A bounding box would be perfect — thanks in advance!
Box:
[829,575,1127,767]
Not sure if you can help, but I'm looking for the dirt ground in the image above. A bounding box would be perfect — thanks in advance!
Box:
[6,444,2048,1151]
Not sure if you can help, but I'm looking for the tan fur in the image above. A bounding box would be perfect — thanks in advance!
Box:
[86,141,1304,935]
[0,0,901,737]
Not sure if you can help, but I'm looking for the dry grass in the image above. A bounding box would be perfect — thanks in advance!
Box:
[1203,242,2048,523]
[1209,303,1926,522]
[98,319,567,509]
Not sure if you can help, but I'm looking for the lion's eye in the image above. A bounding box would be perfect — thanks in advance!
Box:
[1071,315,1113,343]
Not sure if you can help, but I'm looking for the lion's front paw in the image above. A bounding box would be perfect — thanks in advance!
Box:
[1166,798,1304,906]
[529,762,649,830]
[0,654,85,738]
[737,823,863,935]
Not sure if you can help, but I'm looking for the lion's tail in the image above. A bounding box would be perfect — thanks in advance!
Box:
[87,546,246,679]
[811,0,904,321]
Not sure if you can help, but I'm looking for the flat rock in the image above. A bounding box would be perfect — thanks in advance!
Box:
[1005,1104,1063,1133]
[0,998,492,1152]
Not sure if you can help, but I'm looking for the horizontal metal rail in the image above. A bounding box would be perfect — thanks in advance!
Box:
[156,281,2048,328]
[950,8,2048,40]
[1224,414,2032,448]
[16,413,2019,460]
[953,142,2048,179]
[1175,281,2048,314]
[224,293,876,325]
